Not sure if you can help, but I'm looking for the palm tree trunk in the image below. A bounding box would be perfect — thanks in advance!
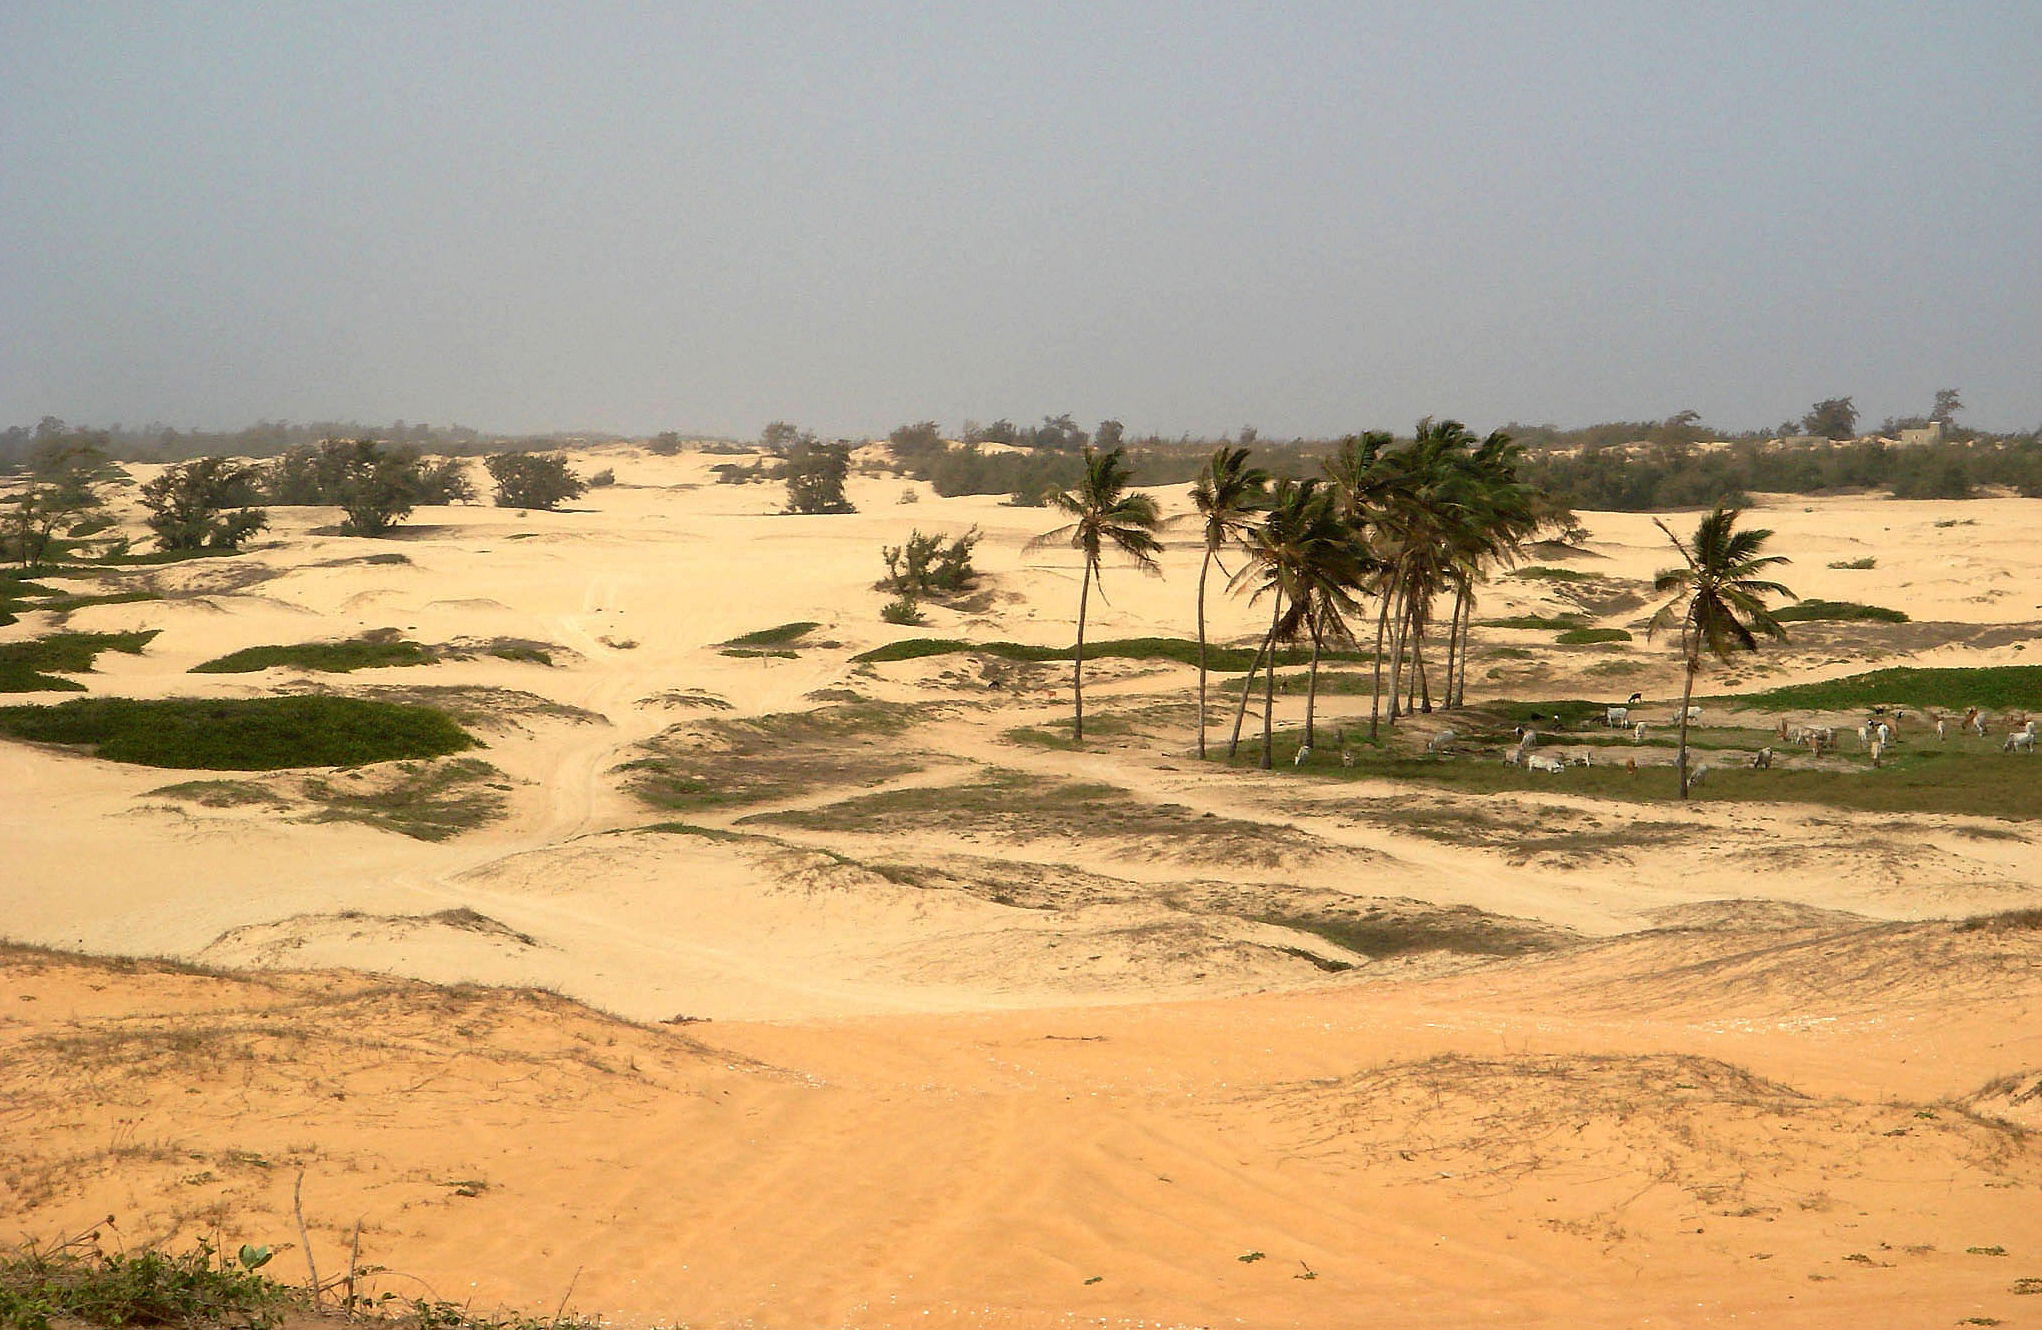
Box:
[1260,596,1282,769]
[1451,582,1474,708]
[1368,570,1397,741]
[1387,576,1411,722]
[1676,652,1698,799]
[1195,546,1213,758]
[1415,613,1432,714]
[1303,607,1323,750]
[1072,562,1092,743]
[1227,623,1274,760]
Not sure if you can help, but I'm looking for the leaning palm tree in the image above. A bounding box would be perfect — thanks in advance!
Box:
[1188,446,1270,757]
[1028,446,1162,742]
[1647,505,1795,799]
[1225,479,1369,766]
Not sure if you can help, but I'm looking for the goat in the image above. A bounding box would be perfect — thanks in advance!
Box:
[1750,746,1773,770]
[1870,737,1886,767]
[1682,706,1703,724]
[1293,744,1312,767]
[1340,749,1356,767]
[1426,729,1457,755]
[1605,705,1630,728]
[1632,721,1648,743]
[2005,731,2036,754]
[1875,721,1892,746]
[1936,717,1949,742]
[1527,753,1567,774]
[1853,724,1870,749]
[1687,763,1709,789]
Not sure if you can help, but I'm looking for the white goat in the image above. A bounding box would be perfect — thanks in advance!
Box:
[2005,731,2036,754]
[1682,706,1702,724]
[1340,749,1356,767]
[1293,744,1312,767]
[1426,729,1457,755]
[1605,705,1630,728]
[1632,721,1648,743]
[1527,753,1567,774]
[1870,737,1886,767]
[1853,724,1871,749]
[1687,763,1709,789]
[1750,746,1773,770]
[1936,717,1949,742]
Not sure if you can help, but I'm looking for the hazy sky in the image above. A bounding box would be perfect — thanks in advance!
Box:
[4,2,2037,439]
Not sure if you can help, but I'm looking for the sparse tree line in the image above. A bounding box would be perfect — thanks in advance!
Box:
[3,434,589,564]
[0,416,615,468]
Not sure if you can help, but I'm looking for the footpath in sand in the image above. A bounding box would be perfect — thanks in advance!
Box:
[4,448,2042,1327]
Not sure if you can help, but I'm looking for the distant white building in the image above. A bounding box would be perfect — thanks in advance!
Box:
[1895,421,1946,448]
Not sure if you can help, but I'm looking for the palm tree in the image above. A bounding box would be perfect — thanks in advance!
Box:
[1189,446,1270,757]
[1647,506,1795,799]
[1029,446,1163,742]
[1225,479,1370,767]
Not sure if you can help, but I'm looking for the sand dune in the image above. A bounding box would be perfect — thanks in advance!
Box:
[4,447,2041,1325]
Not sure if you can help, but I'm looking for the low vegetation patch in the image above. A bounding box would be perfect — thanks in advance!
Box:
[0,695,478,769]
[1555,627,1632,645]
[623,701,928,811]
[1737,664,2042,711]
[0,630,159,692]
[855,636,1368,671]
[0,1237,290,1330]
[1509,565,1600,584]
[1227,722,2042,820]
[1478,613,1589,631]
[1826,556,1878,570]
[722,620,822,648]
[1957,908,2042,933]
[191,637,437,673]
[297,756,510,840]
[1773,599,1909,624]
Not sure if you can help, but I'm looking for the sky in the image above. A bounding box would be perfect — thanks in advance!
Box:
[3,2,2037,440]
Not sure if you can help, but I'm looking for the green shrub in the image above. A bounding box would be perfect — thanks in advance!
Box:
[1555,627,1632,645]
[1826,556,1877,570]
[0,631,158,692]
[724,621,821,648]
[191,639,436,674]
[0,1238,290,1330]
[880,596,924,626]
[1773,600,1909,624]
[880,528,981,598]
[0,695,478,769]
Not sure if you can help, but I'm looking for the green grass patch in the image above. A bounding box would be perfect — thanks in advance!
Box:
[723,620,822,647]
[190,638,436,674]
[1003,714,1137,748]
[1735,665,2042,711]
[853,635,1369,671]
[0,631,159,693]
[1220,670,1384,696]
[719,647,800,659]
[1555,627,1632,645]
[1773,599,1909,624]
[632,821,749,842]
[1478,614,1589,631]
[298,756,507,840]
[1509,565,1600,584]
[1219,723,2042,820]
[1826,556,1878,570]
[0,695,478,769]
